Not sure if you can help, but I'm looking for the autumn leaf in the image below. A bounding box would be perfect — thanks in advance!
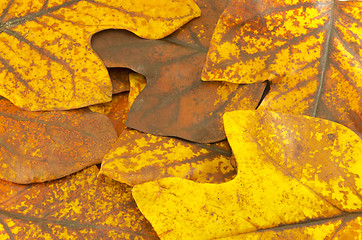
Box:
[89,92,129,136]
[99,128,236,186]
[0,166,159,239]
[0,98,117,184]
[88,72,146,136]
[92,0,266,143]
[0,0,200,111]
[132,110,362,239]
[128,72,147,108]
[218,217,361,239]
[108,68,131,94]
[202,0,362,138]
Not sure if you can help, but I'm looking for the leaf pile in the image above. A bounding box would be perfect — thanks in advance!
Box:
[0,0,361,239]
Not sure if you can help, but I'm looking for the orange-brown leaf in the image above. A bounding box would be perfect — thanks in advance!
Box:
[0,0,200,110]
[202,0,362,138]
[0,98,117,184]
[132,110,362,239]
[89,92,129,136]
[0,166,159,239]
[99,128,236,186]
[92,0,266,143]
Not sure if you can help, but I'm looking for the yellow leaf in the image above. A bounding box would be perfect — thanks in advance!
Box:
[202,0,362,137]
[132,110,362,240]
[219,217,361,239]
[99,128,236,186]
[129,72,147,108]
[0,166,159,239]
[0,0,200,110]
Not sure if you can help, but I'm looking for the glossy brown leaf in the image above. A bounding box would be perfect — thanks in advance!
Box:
[202,0,362,137]
[0,166,159,239]
[108,68,131,94]
[92,0,266,143]
[89,92,129,136]
[0,98,117,184]
[99,128,236,186]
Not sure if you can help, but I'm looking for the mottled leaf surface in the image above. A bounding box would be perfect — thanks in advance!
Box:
[0,0,200,110]
[0,166,159,239]
[202,0,362,138]
[133,110,362,240]
[89,92,129,136]
[0,98,117,184]
[92,0,266,143]
[99,128,236,186]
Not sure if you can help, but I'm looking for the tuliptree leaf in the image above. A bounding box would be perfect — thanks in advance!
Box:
[89,92,129,136]
[202,0,362,138]
[0,98,117,184]
[99,128,236,186]
[132,110,362,240]
[0,0,200,110]
[108,68,131,94]
[0,166,159,239]
[92,0,266,143]
[128,72,147,108]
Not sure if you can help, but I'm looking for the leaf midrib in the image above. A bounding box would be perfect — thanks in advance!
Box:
[312,1,336,117]
[0,208,152,238]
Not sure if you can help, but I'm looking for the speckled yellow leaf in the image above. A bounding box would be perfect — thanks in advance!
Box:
[0,97,117,184]
[132,110,362,240]
[0,0,200,111]
[99,128,236,186]
[0,166,159,239]
[202,0,362,138]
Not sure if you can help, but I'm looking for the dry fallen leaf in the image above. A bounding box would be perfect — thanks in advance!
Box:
[0,0,200,110]
[218,216,361,239]
[128,72,147,108]
[89,92,129,136]
[202,0,362,138]
[99,128,236,186]
[0,166,159,239]
[92,0,266,143]
[108,68,131,94]
[132,110,362,239]
[0,97,117,184]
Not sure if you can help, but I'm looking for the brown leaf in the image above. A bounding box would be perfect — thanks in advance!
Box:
[99,128,236,186]
[89,92,129,136]
[0,166,159,239]
[108,68,131,94]
[0,98,117,184]
[0,0,200,110]
[92,0,266,143]
[202,0,362,138]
